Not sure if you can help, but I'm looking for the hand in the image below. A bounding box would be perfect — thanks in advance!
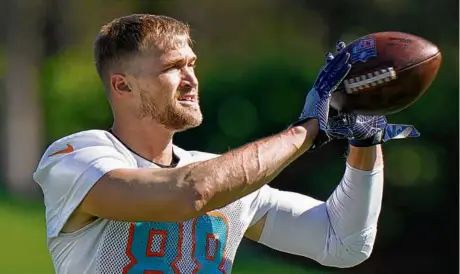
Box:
[297,41,352,132]
[326,113,420,147]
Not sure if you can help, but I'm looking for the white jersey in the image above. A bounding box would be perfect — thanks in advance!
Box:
[33,130,279,274]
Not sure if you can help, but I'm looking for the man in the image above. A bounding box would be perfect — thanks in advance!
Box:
[33,14,419,274]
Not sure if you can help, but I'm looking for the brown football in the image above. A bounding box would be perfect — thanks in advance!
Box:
[330,31,442,115]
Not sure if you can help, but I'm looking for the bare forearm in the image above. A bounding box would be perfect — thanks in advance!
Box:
[347,144,383,170]
[184,120,318,214]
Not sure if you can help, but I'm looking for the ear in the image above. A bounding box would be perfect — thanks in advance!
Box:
[110,73,132,94]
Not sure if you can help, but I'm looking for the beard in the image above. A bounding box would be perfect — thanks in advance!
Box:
[138,90,203,132]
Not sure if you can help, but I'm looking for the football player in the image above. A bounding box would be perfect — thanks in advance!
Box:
[33,14,418,274]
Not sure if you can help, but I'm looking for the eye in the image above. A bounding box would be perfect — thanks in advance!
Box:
[163,63,182,72]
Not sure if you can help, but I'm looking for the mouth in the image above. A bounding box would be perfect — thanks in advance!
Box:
[178,94,197,102]
[177,94,198,106]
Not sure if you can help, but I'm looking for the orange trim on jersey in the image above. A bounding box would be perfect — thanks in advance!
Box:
[146,229,167,257]
[208,212,229,274]
[171,223,184,274]
[191,212,230,274]
[123,214,229,274]
[123,223,138,274]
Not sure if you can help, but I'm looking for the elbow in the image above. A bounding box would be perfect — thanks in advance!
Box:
[319,244,374,269]
[176,190,210,221]
[174,164,213,220]
[176,161,235,220]
[319,227,377,268]
[331,248,373,268]
[159,191,204,222]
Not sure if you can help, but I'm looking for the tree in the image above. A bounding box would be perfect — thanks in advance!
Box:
[2,0,46,196]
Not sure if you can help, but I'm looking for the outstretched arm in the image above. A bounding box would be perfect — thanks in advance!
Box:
[245,144,384,268]
[83,121,318,222]
[246,39,418,267]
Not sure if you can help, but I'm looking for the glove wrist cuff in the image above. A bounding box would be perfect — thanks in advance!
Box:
[349,137,380,147]
[309,130,330,151]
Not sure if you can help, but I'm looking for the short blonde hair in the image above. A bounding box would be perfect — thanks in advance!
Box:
[94,14,191,87]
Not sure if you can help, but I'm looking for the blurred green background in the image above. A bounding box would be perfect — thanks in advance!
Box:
[0,0,458,273]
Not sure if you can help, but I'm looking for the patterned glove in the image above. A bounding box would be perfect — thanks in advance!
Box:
[326,113,420,147]
[296,41,352,133]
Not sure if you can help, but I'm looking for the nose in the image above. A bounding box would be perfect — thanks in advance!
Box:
[180,67,198,89]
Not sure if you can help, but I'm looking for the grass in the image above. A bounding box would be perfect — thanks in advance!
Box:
[0,195,53,274]
[0,194,331,274]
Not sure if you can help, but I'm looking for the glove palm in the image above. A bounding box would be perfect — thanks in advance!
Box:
[297,41,352,131]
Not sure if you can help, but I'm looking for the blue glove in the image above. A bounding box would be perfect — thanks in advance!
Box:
[296,41,352,132]
[326,113,420,147]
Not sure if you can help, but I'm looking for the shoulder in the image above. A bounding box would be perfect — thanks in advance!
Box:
[44,129,116,153]
[35,129,133,172]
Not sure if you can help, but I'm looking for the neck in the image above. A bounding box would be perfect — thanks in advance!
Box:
[111,117,176,166]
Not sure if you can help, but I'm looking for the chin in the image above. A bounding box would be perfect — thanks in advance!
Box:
[163,108,203,132]
[181,113,203,131]
[173,123,201,132]
[170,120,202,132]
